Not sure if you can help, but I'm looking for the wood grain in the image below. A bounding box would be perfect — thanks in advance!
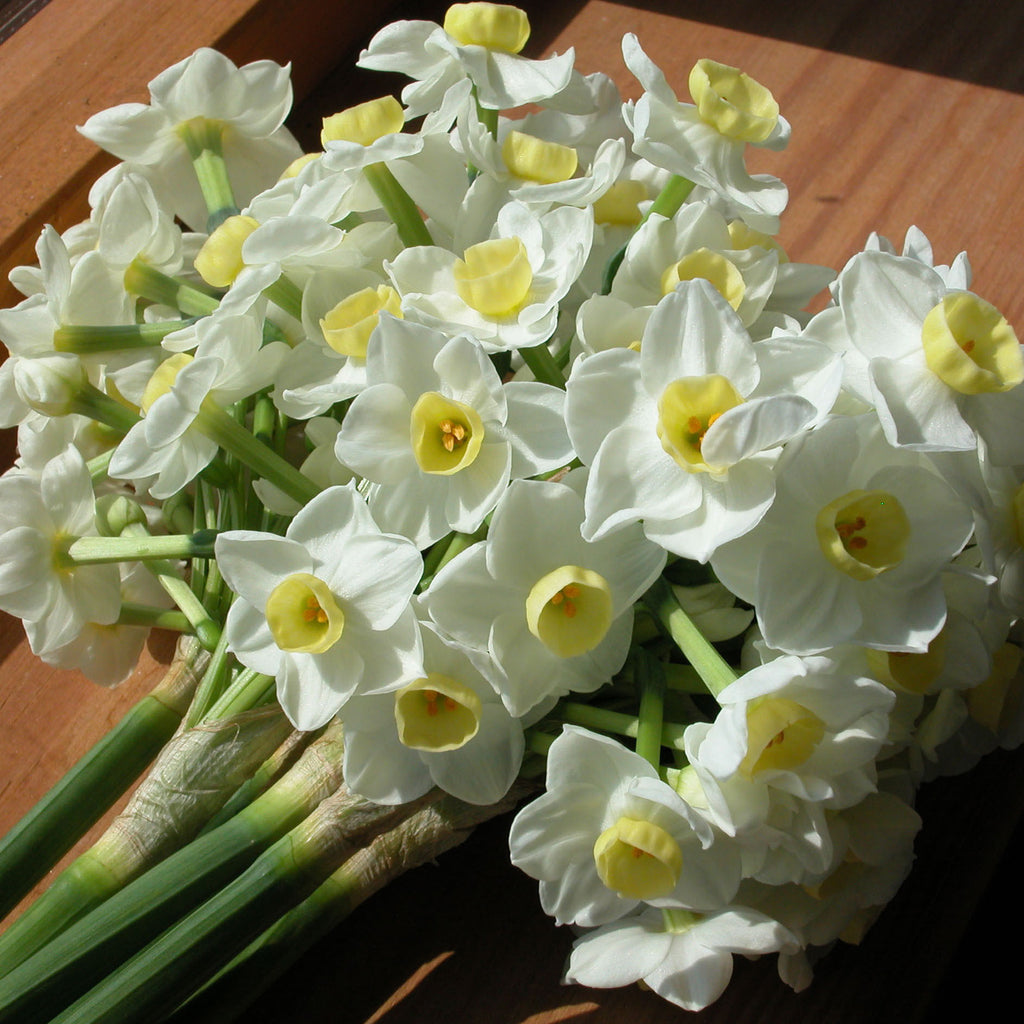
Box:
[2,1,1024,1021]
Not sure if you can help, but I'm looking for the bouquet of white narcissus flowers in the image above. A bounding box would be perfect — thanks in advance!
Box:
[0,1,1022,1019]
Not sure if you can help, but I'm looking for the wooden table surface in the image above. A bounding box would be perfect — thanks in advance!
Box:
[3,1,1024,1021]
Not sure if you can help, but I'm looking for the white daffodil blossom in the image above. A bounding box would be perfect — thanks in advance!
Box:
[214,484,424,731]
[338,621,525,805]
[621,34,790,226]
[710,415,974,655]
[864,224,971,290]
[566,281,834,562]
[108,312,289,499]
[334,316,573,548]
[834,249,1024,465]
[357,5,579,120]
[565,904,801,1012]
[0,447,122,655]
[670,581,754,643]
[386,198,593,353]
[78,48,302,231]
[608,204,782,331]
[422,475,666,717]
[509,725,742,928]
[684,656,895,828]
[572,294,654,357]
[38,561,173,687]
[0,227,134,429]
[737,787,920,954]
[271,261,403,419]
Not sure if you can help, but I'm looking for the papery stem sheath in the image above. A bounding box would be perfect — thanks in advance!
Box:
[0,706,290,978]
[0,637,207,925]
[171,787,535,1023]
[0,723,346,1024]
[48,789,439,1024]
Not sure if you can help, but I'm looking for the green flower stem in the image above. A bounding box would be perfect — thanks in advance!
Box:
[644,174,697,223]
[0,723,347,1024]
[86,450,114,486]
[171,786,534,1023]
[183,626,235,728]
[179,118,239,230]
[68,384,140,435]
[194,401,320,506]
[363,162,434,248]
[557,700,688,753]
[63,531,217,565]
[124,260,221,318]
[47,789,440,1024]
[634,650,667,770]
[53,321,198,355]
[519,342,566,389]
[642,576,737,699]
[600,173,696,295]
[0,706,290,980]
[106,521,223,653]
[0,638,207,926]
[115,603,192,632]
[262,275,304,322]
[418,526,486,591]
[477,103,499,139]
[203,669,276,723]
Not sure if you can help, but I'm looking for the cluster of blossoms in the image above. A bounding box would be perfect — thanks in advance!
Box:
[1,3,1023,1016]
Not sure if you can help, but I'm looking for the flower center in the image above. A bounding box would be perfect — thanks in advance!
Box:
[319,285,403,358]
[394,672,482,751]
[321,95,404,147]
[921,292,1023,395]
[866,628,948,694]
[501,130,578,184]
[194,215,259,288]
[661,248,745,310]
[656,374,744,473]
[443,2,530,53]
[265,572,345,654]
[739,696,826,779]
[592,180,646,226]
[453,237,533,317]
[525,565,613,658]
[815,489,910,580]
[688,58,779,143]
[593,817,683,900]
[140,353,194,414]
[410,392,484,475]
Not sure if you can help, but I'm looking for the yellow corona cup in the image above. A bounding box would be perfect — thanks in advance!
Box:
[689,58,779,143]
[443,2,530,53]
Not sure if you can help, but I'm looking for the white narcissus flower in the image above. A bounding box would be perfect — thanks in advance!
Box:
[357,9,579,119]
[334,316,573,548]
[711,415,974,655]
[109,313,288,499]
[0,448,121,654]
[338,621,524,806]
[565,905,801,1012]
[422,474,666,717]
[509,725,741,928]
[214,485,424,731]
[621,34,790,228]
[386,199,593,352]
[78,48,301,230]
[834,249,1024,465]
[567,280,833,562]
[683,655,895,834]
